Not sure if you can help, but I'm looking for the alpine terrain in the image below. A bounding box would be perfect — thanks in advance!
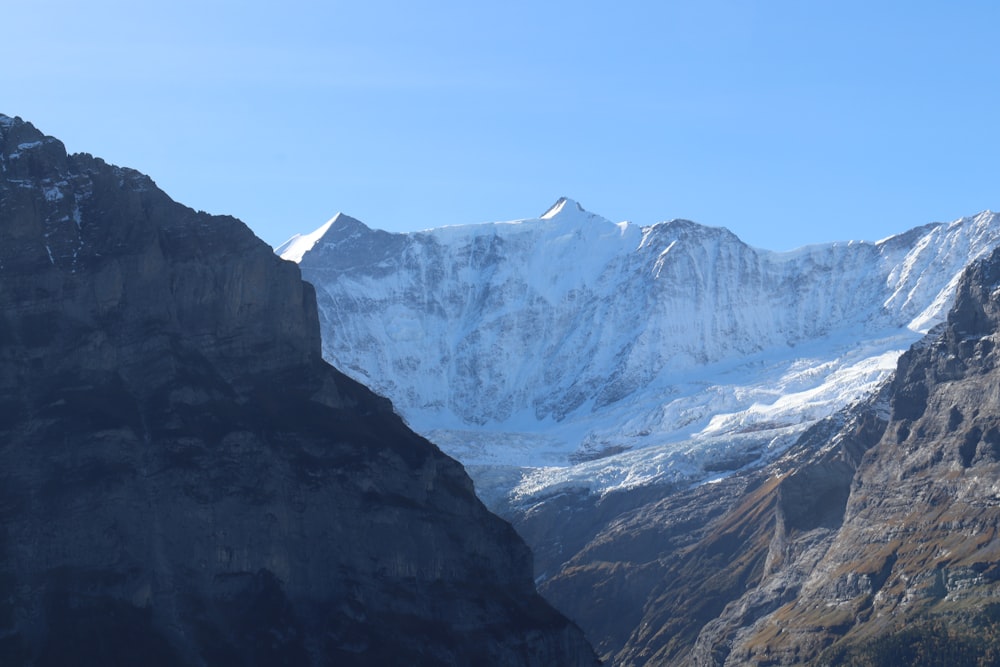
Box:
[0,114,598,666]
[281,197,1000,506]
[283,198,1000,663]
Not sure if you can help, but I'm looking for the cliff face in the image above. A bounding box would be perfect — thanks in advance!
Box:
[537,243,1000,665]
[285,198,1000,509]
[0,115,596,666]
[725,245,1000,664]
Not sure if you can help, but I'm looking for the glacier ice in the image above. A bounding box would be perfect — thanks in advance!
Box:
[282,202,1000,506]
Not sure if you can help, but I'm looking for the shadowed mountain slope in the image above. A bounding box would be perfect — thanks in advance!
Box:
[541,245,1000,665]
[0,114,596,667]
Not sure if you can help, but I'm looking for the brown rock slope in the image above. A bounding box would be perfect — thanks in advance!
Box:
[0,115,597,667]
[536,244,1000,665]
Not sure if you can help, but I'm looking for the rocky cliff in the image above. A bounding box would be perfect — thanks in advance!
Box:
[0,115,597,666]
[280,185,1000,664]
[537,243,1000,665]
[283,199,1000,510]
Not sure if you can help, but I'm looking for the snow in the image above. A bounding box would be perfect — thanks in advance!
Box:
[540,196,585,219]
[282,202,1000,507]
[7,139,44,160]
[274,214,339,263]
[43,185,64,202]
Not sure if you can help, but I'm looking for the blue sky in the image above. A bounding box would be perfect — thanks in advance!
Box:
[4,1,999,250]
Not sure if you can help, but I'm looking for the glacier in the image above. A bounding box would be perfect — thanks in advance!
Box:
[278,200,1000,507]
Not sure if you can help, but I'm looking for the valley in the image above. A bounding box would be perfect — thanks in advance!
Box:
[285,199,1000,664]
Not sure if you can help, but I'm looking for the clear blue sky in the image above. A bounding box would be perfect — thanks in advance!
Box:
[4,1,999,250]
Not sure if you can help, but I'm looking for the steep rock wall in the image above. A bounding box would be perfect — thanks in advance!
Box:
[0,115,597,667]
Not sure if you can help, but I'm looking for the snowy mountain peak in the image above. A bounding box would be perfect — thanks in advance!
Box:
[639,218,746,252]
[530,197,637,243]
[318,211,372,241]
[283,203,1000,505]
[275,216,336,263]
[540,196,586,219]
[276,212,370,263]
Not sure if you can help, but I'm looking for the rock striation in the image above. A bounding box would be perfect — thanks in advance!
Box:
[283,198,1000,509]
[727,242,1000,664]
[282,182,1000,664]
[539,244,1000,665]
[0,115,597,666]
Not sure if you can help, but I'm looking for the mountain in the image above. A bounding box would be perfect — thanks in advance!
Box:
[546,243,1000,665]
[283,197,1000,507]
[0,115,597,666]
[284,198,1000,664]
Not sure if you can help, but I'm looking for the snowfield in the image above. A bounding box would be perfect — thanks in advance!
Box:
[279,201,1000,507]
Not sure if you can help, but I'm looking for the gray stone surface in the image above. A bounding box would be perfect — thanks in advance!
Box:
[532,245,1000,665]
[0,115,597,667]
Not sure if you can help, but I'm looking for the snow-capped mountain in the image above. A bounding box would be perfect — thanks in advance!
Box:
[279,199,1000,505]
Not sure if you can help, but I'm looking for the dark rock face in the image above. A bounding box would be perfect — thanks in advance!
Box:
[498,401,888,664]
[530,245,1000,665]
[0,115,596,666]
[536,472,780,665]
[739,246,1000,663]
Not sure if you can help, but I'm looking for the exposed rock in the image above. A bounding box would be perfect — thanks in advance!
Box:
[0,115,597,666]
[725,244,1000,664]
[539,472,775,664]
[533,243,1000,665]
[285,197,1000,509]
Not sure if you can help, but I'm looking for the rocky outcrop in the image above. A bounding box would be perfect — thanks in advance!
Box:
[528,409,875,665]
[285,198,1000,508]
[0,115,596,666]
[532,243,1000,665]
[723,245,1000,664]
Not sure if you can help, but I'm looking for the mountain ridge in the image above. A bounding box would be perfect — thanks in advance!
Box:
[285,200,1000,508]
[511,246,1000,664]
[0,113,598,666]
[285,197,1000,663]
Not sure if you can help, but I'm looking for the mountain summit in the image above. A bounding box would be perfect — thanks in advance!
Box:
[285,203,1000,506]
[274,211,375,262]
[0,114,597,666]
[286,201,1000,663]
[540,196,586,219]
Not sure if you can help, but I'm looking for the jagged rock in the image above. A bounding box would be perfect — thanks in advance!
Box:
[727,244,1000,664]
[536,244,1000,665]
[283,198,1000,510]
[278,155,1000,663]
[0,115,597,666]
